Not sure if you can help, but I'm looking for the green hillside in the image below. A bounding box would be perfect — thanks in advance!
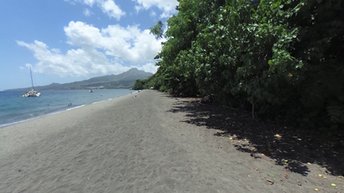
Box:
[20,68,152,90]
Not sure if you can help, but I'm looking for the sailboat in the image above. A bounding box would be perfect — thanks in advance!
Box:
[23,67,41,97]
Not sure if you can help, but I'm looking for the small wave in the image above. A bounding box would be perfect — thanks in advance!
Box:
[0,119,29,128]
[66,105,85,111]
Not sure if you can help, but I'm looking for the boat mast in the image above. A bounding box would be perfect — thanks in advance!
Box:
[30,67,35,90]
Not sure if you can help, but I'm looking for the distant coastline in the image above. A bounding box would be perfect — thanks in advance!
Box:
[4,68,152,92]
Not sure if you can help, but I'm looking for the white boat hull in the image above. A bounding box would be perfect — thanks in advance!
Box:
[23,89,41,97]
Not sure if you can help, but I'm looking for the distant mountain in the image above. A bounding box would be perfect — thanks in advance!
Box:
[20,68,153,90]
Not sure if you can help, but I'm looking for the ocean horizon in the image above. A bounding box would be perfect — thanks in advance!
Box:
[0,89,132,127]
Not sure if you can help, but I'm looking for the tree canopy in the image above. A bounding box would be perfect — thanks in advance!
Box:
[141,0,344,128]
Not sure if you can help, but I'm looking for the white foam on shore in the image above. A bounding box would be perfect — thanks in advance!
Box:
[0,105,85,129]
[0,119,33,128]
[66,105,86,111]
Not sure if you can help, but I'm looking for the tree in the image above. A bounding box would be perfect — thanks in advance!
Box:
[146,0,344,128]
[150,21,164,39]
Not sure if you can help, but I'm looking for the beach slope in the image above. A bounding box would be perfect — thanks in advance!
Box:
[0,90,342,193]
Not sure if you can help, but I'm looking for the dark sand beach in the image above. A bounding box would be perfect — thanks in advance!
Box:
[0,90,343,193]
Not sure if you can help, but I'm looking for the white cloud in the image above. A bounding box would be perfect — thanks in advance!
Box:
[17,40,123,76]
[83,8,92,16]
[99,0,125,19]
[134,5,142,13]
[83,0,96,6]
[149,10,157,17]
[133,0,178,18]
[25,63,33,68]
[138,62,158,73]
[68,0,125,20]
[64,21,163,64]
[19,63,33,70]
[17,21,164,77]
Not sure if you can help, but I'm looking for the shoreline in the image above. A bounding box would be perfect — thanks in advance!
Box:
[0,104,86,129]
[0,91,136,159]
[0,91,137,129]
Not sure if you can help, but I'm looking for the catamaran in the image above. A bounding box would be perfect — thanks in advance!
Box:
[23,67,41,97]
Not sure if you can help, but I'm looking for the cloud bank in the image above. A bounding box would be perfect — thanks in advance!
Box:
[133,0,178,18]
[68,0,125,20]
[17,21,164,76]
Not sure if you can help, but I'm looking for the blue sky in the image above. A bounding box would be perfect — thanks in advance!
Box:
[0,0,177,90]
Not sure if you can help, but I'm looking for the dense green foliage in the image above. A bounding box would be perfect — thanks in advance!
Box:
[150,21,164,39]
[146,0,344,127]
[132,79,147,90]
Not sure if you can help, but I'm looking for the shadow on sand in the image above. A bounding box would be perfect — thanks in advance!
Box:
[168,98,344,176]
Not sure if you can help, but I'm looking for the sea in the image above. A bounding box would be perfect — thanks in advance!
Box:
[0,89,132,127]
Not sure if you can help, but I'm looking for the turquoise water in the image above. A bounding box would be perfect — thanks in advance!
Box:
[0,89,132,127]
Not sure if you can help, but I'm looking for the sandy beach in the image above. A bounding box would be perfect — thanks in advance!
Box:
[0,90,343,193]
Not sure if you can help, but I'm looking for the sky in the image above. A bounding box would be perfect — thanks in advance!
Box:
[0,0,178,90]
